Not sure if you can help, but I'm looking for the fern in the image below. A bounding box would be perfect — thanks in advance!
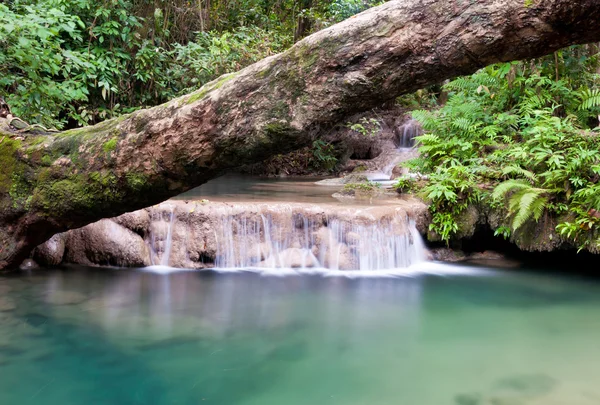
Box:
[493,180,554,230]
[577,88,600,110]
[508,188,548,230]
[491,179,531,200]
[411,110,438,131]
[501,165,537,182]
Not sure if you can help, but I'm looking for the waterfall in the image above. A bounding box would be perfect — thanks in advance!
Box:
[364,119,422,182]
[148,204,176,267]
[397,119,421,149]
[161,207,175,266]
[212,205,425,271]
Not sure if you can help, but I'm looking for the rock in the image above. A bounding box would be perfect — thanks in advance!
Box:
[44,291,87,305]
[19,258,39,271]
[469,250,505,260]
[454,374,558,405]
[488,398,524,405]
[114,210,150,235]
[323,243,354,270]
[32,233,65,266]
[346,231,361,246]
[430,248,467,262]
[391,165,407,180]
[64,219,151,267]
[466,251,521,268]
[315,173,369,186]
[454,205,481,239]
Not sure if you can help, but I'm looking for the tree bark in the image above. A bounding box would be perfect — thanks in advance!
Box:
[2,0,600,271]
[293,0,313,42]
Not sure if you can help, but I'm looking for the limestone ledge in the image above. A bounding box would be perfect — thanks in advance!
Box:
[33,198,429,269]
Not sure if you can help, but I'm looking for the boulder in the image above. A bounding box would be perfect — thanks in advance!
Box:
[32,233,65,266]
[64,219,151,267]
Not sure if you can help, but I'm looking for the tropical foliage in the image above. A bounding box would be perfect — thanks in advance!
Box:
[405,46,600,250]
[0,0,381,129]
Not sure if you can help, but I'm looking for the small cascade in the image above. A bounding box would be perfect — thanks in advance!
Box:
[397,119,421,149]
[363,120,422,183]
[161,207,176,266]
[213,205,425,271]
[148,204,176,267]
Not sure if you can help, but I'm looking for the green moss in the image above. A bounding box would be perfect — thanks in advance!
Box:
[263,122,292,137]
[291,42,319,71]
[26,136,47,147]
[126,172,148,191]
[185,72,240,104]
[45,135,83,166]
[58,113,128,139]
[33,176,89,214]
[257,65,273,79]
[102,138,118,153]
[9,171,33,210]
[0,138,22,194]
[41,155,53,166]
[32,171,124,216]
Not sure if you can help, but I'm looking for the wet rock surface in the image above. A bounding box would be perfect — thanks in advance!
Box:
[32,234,65,266]
[63,219,151,268]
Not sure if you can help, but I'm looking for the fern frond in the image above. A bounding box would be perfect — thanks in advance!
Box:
[511,189,548,230]
[501,165,537,182]
[411,110,438,131]
[577,88,600,110]
[491,179,530,200]
[451,117,474,131]
[530,195,547,221]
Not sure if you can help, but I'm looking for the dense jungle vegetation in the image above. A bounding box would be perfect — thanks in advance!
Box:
[400,47,600,251]
[0,0,380,129]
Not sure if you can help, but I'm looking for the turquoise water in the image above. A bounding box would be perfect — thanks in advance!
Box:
[1,266,600,405]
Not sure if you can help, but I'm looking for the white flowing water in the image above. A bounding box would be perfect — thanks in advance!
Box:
[148,204,176,268]
[364,119,421,183]
[397,118,420,149]
[161,207,176,266]
[213,208,425,271]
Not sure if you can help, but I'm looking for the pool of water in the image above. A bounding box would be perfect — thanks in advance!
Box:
[1,265,600,405]
[175,174,341,204]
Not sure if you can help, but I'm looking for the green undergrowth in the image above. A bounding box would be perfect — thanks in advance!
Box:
[399,49,600,251]
[1,0,382,130]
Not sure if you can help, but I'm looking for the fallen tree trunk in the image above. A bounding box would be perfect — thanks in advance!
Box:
[2,0,600,270]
